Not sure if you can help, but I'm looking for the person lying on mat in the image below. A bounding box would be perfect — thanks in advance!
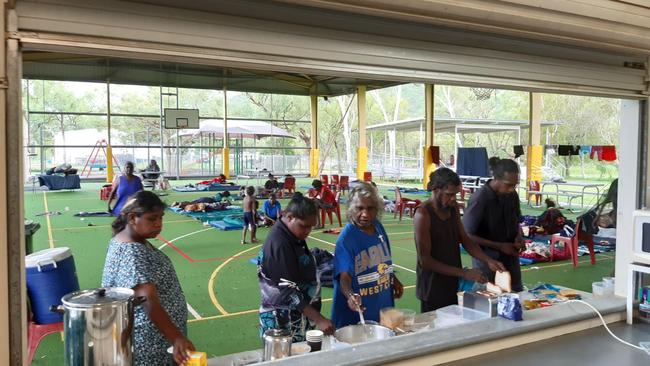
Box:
[102,191,194,366]
[257,192,334,342]
[108,161,143,216]
[331,182,404,328]
[262,193,282,226]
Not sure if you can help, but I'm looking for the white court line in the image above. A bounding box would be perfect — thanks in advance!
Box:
[308,235,416,274]
[158,227,213,250]
[187,302,202,320]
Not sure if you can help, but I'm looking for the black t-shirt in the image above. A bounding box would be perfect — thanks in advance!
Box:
[264,179,279,190]
[463,180,523,291]
[463,180,521,244]
[260,218,317,311]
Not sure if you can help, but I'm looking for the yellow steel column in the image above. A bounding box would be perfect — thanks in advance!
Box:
[222,86,230,178]
[356,85,368,180]
[310,95,319,177]
[527,92,543,185]
[423,84,436,189]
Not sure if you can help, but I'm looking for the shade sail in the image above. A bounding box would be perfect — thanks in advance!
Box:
[179,119,295,139]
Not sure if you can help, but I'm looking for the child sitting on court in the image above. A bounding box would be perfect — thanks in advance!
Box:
[242,186,258,244]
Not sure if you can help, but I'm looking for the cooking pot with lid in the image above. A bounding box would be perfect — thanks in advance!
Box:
[53,287,145,366]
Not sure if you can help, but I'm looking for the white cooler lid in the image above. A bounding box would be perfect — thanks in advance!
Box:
[25,247,72,268]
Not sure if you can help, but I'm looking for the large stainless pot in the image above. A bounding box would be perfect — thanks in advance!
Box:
[334,324,395,345]
[54,287,145,366]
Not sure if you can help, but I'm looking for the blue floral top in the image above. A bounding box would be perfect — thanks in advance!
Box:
[102,238,188,366]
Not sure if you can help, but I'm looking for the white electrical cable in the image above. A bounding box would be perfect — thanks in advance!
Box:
[565,299,644,351]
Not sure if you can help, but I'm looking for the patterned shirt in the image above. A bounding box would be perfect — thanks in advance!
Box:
[102,238,188,366]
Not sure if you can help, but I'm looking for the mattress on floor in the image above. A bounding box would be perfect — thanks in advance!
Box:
[209,220,244,230]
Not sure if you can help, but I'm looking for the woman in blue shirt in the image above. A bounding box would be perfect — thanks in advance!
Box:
[332,182,404,328]
[262,193,282,226]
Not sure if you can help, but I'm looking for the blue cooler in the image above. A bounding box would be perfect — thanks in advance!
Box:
[26,247,80,324]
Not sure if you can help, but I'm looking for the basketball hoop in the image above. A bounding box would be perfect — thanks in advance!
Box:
[470,87,494,101]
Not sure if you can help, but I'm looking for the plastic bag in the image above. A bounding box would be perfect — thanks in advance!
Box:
[498,293,523,321]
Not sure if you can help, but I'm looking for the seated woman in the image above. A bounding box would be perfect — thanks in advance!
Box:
[142,159,160,179]
[534,199,567,235]
[311,179,336,229]
[263,173,280,195]
[262,193,282,226]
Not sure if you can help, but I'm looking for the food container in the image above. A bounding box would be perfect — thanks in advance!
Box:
[592,281,614,297]
[380,307,415,330]
[54,287,144,366]
[434,305,490,329]
[334,324,395,345]
[290,343,311,355]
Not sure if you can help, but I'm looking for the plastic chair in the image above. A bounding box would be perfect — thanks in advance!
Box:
[339,176,350,195]
[321,191,342,227]
[527,180,542,206]
[549,219,596,267]
[363,171,373,182]
[394,187,419,221]
[330,175,340,191]
[282,177,296,196]
[321,175,329,185]
[100,184,112,200]
[28,317,63,364]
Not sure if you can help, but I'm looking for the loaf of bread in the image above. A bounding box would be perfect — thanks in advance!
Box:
[495,271,512,293]
[486,282,503,295]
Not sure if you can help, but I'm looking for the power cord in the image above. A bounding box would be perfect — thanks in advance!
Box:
[565,299,644,351]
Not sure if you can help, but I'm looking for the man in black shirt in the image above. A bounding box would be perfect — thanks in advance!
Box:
[463,159,525,292]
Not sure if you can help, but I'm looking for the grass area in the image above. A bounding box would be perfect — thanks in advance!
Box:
[25,178,614,365]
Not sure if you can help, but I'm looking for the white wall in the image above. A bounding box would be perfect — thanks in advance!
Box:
[615,99,643,296]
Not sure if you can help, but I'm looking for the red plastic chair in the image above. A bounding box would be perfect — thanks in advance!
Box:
[321,191,342,227]
[330,175,340,191]
[339,176,350,195]
[363,171,373,182]
[321,175,329,185]
[282,177,296,196]
[394,187,419,221]
[549,219,596,267]
[28,317,63,364]
[527,180,542,206]
[100,184,112,200]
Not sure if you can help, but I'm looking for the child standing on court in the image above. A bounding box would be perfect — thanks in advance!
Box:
[242,186,258,244]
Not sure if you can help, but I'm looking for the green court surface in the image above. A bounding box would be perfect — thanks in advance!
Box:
[24,180,614,365]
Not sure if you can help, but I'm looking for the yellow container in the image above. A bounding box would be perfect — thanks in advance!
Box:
[186,351,207,366]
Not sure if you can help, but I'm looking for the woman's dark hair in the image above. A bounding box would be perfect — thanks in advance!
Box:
[111,190,166,235]
[221,191,231,197]
[311,179,323,189]
[493,159,520,179]
[285,192,318,220]
[429,167,461,190]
